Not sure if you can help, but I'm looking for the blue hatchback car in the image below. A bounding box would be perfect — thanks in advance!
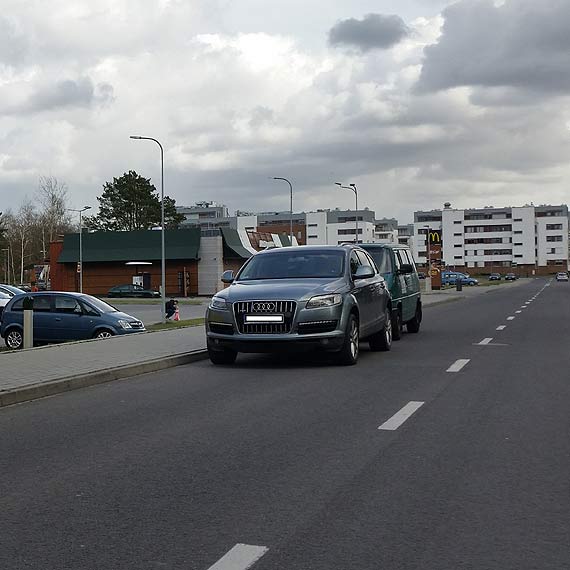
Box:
[0,292,145,349]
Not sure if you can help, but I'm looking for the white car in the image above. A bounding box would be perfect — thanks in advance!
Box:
[555,272,568,282]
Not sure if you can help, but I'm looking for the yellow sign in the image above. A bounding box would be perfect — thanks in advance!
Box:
[429,268,439,277]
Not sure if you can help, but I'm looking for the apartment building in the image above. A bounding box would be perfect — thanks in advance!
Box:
[413,204,569,274]
[305,209,377,245]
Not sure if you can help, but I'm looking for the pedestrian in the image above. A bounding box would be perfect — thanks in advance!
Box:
[165,298,178,319]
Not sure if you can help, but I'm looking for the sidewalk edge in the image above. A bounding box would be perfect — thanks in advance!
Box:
[0,349,208,408]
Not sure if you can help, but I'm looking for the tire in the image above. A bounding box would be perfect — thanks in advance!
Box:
[391,308,402,341]
[94,329,114,339]
[407,303,422,333]
[208,344,238,365]
[369,311,392,352]
[5,328,23,349]
[336,313,359,365]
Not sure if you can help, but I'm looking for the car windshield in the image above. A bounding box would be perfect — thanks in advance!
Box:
[238,250,345,280]
[82,296,118,313]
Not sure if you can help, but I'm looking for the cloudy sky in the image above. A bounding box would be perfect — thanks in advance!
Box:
[1,0,570,223]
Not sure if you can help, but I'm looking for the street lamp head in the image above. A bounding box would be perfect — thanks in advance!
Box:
[83,206,92,211]
[335,182,342,186]
[130,135,143,139]
[349,183,357,189]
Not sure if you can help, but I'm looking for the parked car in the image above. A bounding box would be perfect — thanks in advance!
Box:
[556,272,568,282]
[441,272,479,286]
[488,273,501,281]
[206,245,395,366]
[359,244,422,341]
[0,284,26,297]
[107,284,160,298]
[0,292,145,349]
[504,273,518,281]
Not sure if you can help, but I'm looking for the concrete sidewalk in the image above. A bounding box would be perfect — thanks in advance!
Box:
[0,278,532,408]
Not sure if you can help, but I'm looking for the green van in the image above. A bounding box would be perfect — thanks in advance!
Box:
[360,244,422,340]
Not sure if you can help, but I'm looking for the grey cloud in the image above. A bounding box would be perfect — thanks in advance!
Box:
[25,77,114,112]
[0,17,28,65]
[417,0,570,95]
[329,13,409,52]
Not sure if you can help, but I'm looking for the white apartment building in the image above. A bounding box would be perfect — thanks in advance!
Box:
[306,209,377,245]
[413,204,569,275]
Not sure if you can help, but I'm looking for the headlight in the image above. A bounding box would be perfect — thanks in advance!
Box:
[209,296,228,310]
[306,294,342,309]
[117,320,132,329]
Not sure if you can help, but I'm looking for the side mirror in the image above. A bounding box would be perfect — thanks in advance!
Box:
[398,263,414,275]
[221,270,234,284]
[354,266,375,280]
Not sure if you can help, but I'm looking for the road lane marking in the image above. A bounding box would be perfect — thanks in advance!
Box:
[378,401,425,431]
[447,359,470,373]
[496,325,506,331]
[507,316,515,320]
[207,544,269,570]
[477,338,493,345]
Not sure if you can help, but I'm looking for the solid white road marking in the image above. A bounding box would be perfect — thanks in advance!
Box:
[496,325,506,331]
[378,401,425,431]
[207,544,269,570]
[507,316,515,320]
[477,338,493,345]
[447,359,470,373]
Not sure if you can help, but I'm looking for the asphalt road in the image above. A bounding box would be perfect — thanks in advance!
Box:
[1,278,568,569]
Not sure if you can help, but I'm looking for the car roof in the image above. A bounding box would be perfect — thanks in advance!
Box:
[255,245,354,256]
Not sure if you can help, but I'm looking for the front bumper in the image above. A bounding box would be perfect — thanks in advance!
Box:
[206,302,347,353]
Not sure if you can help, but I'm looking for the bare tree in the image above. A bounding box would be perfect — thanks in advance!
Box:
[36,176,72,255]
[4,201,38,284]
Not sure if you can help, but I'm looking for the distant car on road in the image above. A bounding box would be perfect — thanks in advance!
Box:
[555,272,568,282]
[206,245,396,366]
[504,273,518,281]
[107,284,160,298]
[488,273,501,281]
[1,292,145,350]
[441,272,479,286]
[0,284,26,297]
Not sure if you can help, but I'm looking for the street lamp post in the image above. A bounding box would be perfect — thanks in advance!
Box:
[272,177,294,246]
[67,206,92,293]
[130,135,166,323]
[335,182,359,243]
[423,225,432,292]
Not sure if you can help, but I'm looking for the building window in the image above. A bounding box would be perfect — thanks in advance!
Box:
[453,220,462,224]
[514,254,523,258]
[308,235,318,239]
[308,223,318,228]
[514,242,523,246]
[546,224,563,230]
[454,255,462,259]
[454,244,462,248]
[514,230,522,234]
[513,218,522,222]
[338,228,362,235]
[454,233,462,236]
[546,235,563,242]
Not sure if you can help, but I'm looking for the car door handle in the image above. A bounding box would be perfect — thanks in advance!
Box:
[55,318,62,322]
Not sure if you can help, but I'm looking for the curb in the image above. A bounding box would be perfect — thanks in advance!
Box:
[0,349,208,408]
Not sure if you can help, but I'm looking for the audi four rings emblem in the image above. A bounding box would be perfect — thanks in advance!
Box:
[252,302,276,312]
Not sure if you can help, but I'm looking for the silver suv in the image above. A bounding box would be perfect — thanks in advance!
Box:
[206,245,393,365]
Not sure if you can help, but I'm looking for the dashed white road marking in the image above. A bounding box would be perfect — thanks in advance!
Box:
[447,359,470,373]
[507,316,515,320]
[515,311,522,314]
[496,325,506,331]
[378,401,425,431]
[207,544,269,570]
[477,338,493,345]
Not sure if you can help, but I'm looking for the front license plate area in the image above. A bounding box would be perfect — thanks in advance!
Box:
[244,314,284,323]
